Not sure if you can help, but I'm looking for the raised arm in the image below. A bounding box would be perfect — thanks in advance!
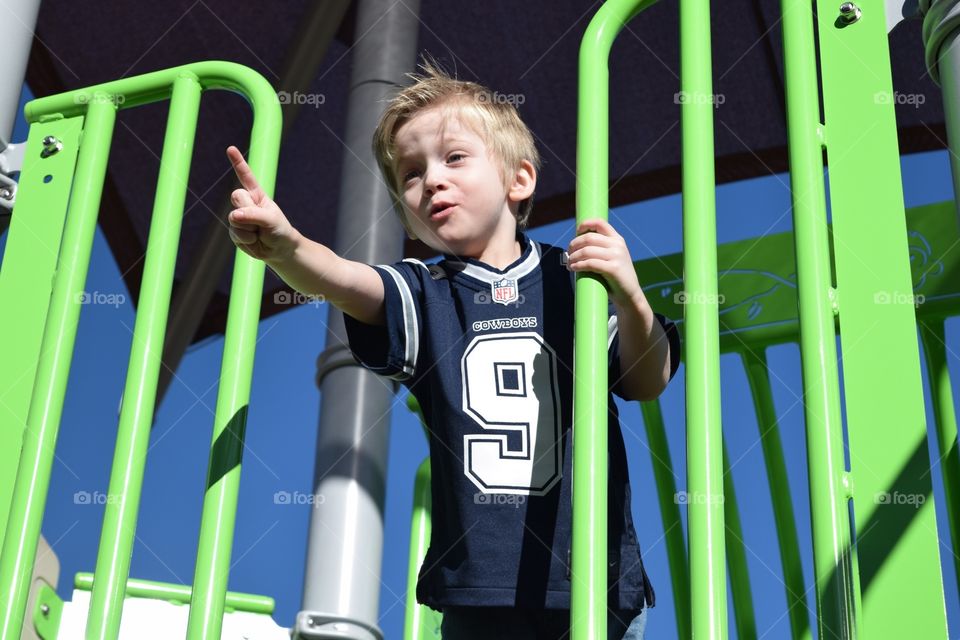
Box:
[226,146,385,326]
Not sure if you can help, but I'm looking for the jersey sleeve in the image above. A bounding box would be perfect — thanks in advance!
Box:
[342,259,429,382]
[608,304,682,400]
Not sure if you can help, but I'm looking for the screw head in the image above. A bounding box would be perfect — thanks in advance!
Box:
[0,188,12,199]
[839,2,862,23]
[40,604,50,616]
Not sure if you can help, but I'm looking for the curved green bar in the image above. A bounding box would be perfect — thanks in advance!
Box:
[74,573,275,614]
[182,64,281,640]
[638,399,690,639]
[84,72,203,640]
[721,440,757,640]
[574,1,661,637]
[918,319,960,599]
[740,349,810,640]
[0,99,117,640]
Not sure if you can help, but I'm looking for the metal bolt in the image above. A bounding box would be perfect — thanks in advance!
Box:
[40,604,50,617]
[41,136,63,158]
[0,188,12,200]
[839,2,862,23]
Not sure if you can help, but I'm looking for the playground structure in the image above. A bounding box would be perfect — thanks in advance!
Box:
[1,0,959,638]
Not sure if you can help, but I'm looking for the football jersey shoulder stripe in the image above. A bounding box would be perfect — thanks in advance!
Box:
[377,263,421,380]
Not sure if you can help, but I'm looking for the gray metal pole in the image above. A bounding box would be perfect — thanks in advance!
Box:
[295,0,421,639]
[922,0,960,229]
[0,0,42,235]
[0,0,40,151]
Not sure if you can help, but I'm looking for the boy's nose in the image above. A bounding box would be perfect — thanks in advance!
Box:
[423,166,449,196]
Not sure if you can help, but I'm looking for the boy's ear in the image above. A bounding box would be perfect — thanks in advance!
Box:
[508,159,537,204]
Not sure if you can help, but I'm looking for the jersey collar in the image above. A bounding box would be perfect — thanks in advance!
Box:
[440,230,541,285]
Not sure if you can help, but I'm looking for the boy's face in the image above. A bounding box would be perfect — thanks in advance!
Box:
[393,106,532,257]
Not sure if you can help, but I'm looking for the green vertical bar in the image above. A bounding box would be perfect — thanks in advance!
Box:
[919,319,960,601]
[780,0,856,637]
[639,399,690,640]
[0,115,82,551]
[722,440,756,640]
[85,74,202,640]
[740,349,811,640]
[574,2,659,637]
[678,1,725,638]
[0,99,117,640]
[404,458,442,640]
[816,1,948,637]
[185,79,281,640]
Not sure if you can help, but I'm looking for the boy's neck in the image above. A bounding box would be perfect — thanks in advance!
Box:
[464,225,523,271]
[475,238,522,271]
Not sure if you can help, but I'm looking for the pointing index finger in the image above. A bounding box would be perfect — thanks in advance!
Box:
[226,145,265,200]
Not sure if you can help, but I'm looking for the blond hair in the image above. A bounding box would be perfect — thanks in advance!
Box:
[372,59,541,237]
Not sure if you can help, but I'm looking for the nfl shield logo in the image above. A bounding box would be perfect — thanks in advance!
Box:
[492,278,518,305]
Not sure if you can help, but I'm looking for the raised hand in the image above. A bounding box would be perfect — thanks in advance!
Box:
[226,146,302,264]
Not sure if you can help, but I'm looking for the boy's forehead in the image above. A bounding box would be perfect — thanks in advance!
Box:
[394,108,484,155]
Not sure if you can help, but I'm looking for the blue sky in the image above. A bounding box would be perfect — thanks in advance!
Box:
[2,83,959,639]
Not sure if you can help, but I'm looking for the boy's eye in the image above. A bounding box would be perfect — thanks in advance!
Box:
[402,169,420,182]
[447,153,465,163]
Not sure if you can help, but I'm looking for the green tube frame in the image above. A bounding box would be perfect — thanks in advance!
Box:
[0,61,281,640]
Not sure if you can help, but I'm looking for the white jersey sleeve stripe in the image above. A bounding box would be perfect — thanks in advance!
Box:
[380,264,420,380]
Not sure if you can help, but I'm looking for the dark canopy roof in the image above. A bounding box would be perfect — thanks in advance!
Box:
[25,0,945,342]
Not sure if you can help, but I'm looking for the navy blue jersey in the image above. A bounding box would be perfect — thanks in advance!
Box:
[343,230,681,612]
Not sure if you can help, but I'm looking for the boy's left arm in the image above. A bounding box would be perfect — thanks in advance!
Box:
[566,218,671,402]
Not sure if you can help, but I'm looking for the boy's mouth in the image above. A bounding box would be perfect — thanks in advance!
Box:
[430,202,456,219]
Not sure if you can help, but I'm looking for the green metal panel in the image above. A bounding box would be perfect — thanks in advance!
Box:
[0,115,81,552]
[817,0,949,637]
[32,582,63,640]
[0,99,117,640]
[918,320,960,600]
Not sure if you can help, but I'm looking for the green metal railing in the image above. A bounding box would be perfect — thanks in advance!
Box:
[0,61,281,640]
[576,0,725,638]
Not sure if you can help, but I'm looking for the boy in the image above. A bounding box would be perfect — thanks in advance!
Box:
[226,62,680,640]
